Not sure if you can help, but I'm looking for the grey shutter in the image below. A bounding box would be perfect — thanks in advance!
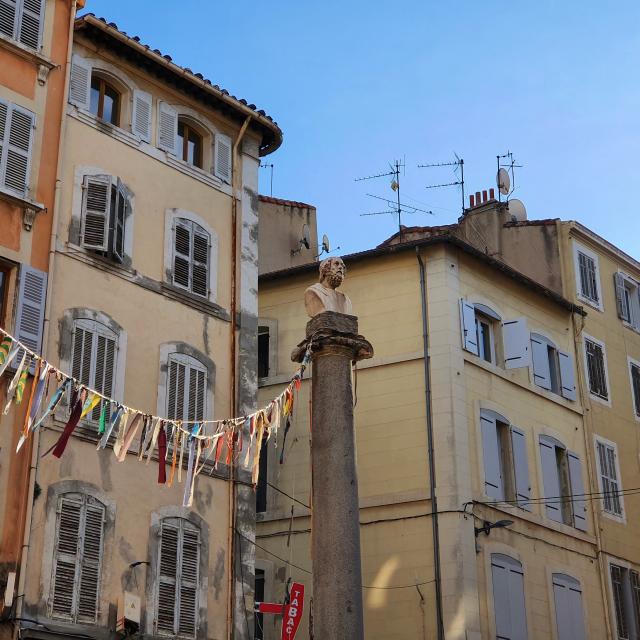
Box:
[539,436,562,522]
[0,0,17,40]
[132,90,152,142]
[178,525,199,637]
[553,574,586,640]
[14,265,47,365]
[158,102,178,154]
[597,442,622,516]
[510,427,531,510]
[558,351,576,401]
[167,358,187,421]
[71,324,93,387]
[614,273,630,321]
[502,318,530,369]
[173,220,191,290]
[69,55,92,110]
[530,334,551,390]
[191,225,209,298]
[0,100,7,177]
[18,0,44,49]
[491,554,528,640]
[4,104,34,196]
[480,412,502,500]
[112,181,127,263]
[81,175,111,251]
[77,501,105,622]
[187,366,206,422]
[459,299,479,355]
[214,133,232,182]
[157,521,179,635]
[568,452,587,531]
[92,333,116,422]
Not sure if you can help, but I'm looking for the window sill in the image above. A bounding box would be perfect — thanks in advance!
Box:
[0,33,56,74]
[588,392,611,408]
[160,282,230,322]
[601,509,626,525]
[576,293,603,313]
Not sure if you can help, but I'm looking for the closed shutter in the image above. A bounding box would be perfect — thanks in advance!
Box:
[71,324,93,386]
[578,251,599,303]
[158,102,178,154]
[167,358,187,421]
[480,411,502,500]
[157,521,179,634]
[585,339,608,399]
[459,299,478,355]
[0,100,7,176]
[214,133,232,182]
[491,554,528,640]
[173,220,192,290]
[597,441,622,516]
[0,0,17,40]
[502,318,530,369]
[3,104,34,196]
[191,227,209,298]
[167,353,207,422]
[92,332,116,422]
[173,219,210,298]
[558,351,576,401]
[568,452,587,531]
[178,525,199,637]
[77,501,104,622]
[187,367,205,422]
[14,265,47,368]
[610,565,628,640]
[530,334,551,390]
[510,427,531,510]
[69,55,92,110]
[614,273,630,321]
[132,90,153,142]
[539,436,562,523]
[18,0,44,49]
[553,574,586,640]
[81,175,111,251]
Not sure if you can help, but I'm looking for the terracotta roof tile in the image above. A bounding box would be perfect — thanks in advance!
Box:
[258,195,315,209]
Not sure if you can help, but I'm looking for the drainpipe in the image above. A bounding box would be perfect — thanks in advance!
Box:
[14,1,78,630]
[415,248,444,640]
[227,115,251,640]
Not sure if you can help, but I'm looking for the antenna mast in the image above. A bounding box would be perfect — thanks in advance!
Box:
[418,155,465,216]
[495,151,522,202]
[260,162,274,196]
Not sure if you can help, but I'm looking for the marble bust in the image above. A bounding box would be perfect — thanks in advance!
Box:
[305,257,353,317]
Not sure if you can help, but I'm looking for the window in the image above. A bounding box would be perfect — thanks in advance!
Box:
[258,326,270,378]
[574,243,602,308]
[172,218,210,298]
[256,435,268,513]
[596,438,624,518]
[89,75,121,126]
[459,300,501,365]
[71,319,117,424]
[50,492,105,623]
[0,264,9,323]
[490,554,528,640]
[552,574,586,640]
[0,100,35,198]
[610,564,640,640]
[254,568,265,640]
[630,360,640,419]
[480,409,530,509]
[80,175,130,263]
[0,0,44,49]
[539,436,587,530]
[166,353,207,422]
[584,335,609,401]
[178,119,203,168]
[530,333,576,400]
[156,518,200,638]
[615,272,640,330]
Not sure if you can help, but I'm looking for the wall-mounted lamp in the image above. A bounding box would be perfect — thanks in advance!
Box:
[474,519,514,537]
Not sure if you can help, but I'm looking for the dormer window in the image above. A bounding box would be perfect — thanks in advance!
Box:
[89,76,120,126]
[178,119,203,168]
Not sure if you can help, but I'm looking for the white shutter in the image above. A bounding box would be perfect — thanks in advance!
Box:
[539,436,562,523]
[491,554,528,640]
[614,273,630,321]
[3,104,34,197]
[132,90,152,142]
[553,574,586,640]
[530,334,551,390]
[14,265,47,371]
[158,102,178,154]
[77,500,105,622]
[191,226,209,298]
[510,427,531,510]
[459,299,479,355]
[0,0,17,40]
[18,0,44,49]
[558,350,576,401]
[502,318,530,369]
[167,353,207,422]
[69,55,92,110]
[214,133,232,182]
[81,175,111,251]
[480,411,502,499]
[568,452,587,531]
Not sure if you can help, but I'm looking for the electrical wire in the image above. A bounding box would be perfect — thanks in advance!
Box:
[475,486,640,508]
[266,481,310,510]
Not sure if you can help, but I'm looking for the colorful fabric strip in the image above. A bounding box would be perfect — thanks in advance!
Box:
[3,352,27,415]
[52,393,85,458]
[157,424,167,484]
[0,345,19,378]
[0,337,12,365]
[97,405,124,450]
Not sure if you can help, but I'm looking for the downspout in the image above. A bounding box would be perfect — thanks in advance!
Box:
[415,248,444,640]
[14,0,78,628]
[227,115,251,640]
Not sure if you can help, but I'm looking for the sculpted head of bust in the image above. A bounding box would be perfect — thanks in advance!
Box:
[304,257,353,317]
[319,257,346,289]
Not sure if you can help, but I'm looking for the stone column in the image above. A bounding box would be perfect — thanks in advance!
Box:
[292,311,373,640]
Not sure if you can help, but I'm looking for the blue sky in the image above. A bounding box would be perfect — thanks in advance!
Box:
[82,1,640,258]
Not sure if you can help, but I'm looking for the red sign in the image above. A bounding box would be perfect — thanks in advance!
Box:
[281,582,304,640]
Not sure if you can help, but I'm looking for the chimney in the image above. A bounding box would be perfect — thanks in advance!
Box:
[482,190,488,203]
[469,194,475,207]
[489,188,495,200]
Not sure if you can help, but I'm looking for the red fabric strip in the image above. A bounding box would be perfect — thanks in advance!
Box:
[52,397,83,458]
[158,424,167,484]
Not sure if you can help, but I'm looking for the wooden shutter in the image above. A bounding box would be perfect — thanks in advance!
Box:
[568,452,587,531]
[71,323,93,386]
[530,334,551,390]
[77,500,105,622]
[173,220,191,290]
[92,332,116,422]
[510,427,531,510]
[191,225,209,298]
[167,358,186,421]
[558,351,576,401]
[69,55,92,110]
[491,554,528,640]
[553,574,586,640]
[158,102,178,154]
[539,436,562,523]
[480,411,502,500]
[187,366,205,422]
[214,133,232,182]
[3,104,34,196]
[14,265,47,367]
[18,0,44,49]
[0,0,17,40]
[502,318,530,369]
[459,299,478,355]
[178,525,200,637]
[81,175,111,251]
[132,90,153,142]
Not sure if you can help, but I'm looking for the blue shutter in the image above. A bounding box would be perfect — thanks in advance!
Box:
[502,318,530,369]
[568,452,587,531]
[69,55,92,111]
[480,412,502,500]
[14,265,47,371]
[558,351,576,401]
[510,427,531,510]
[491,554,528,640]
[553,574,586,640]
[539,436,562,523]
[530,334,551,390]
[459,299,478,355]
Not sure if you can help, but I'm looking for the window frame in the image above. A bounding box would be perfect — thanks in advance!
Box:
[551,573,587,640]
[177,118,204,169]
[594,435,625,522]
[616,270,640,331]
[629,357,640,422]
[583,333,611,405]
[608,560,640,640]
[257,318,278,382]
[573,242,603,311]
[489,553,529,640]
[89,74,121,126]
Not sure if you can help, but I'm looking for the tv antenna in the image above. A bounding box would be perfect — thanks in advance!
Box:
[418,154,465,215]
[355,159,432,236]
[496,152,522,202]
[260,162,274,196]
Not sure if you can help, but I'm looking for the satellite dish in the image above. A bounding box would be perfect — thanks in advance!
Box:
[508,198,527,222]
[301,224,311,250]
[322,234,330,254]
[497,168,511,195]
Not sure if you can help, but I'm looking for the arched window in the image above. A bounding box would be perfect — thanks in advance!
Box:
[166,352,207,422]
[89,75,120,125]
[490,554,527,639]
[177,118,203,168]
[552,573,586,640]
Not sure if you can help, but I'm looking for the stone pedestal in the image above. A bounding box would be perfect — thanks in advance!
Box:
[292,311,373,640]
